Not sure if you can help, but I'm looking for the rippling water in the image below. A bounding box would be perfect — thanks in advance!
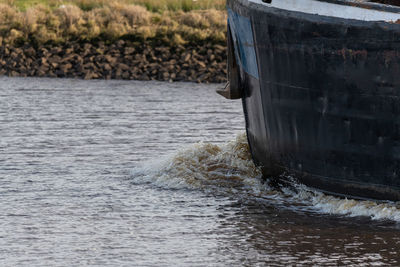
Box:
[1,77,400,266]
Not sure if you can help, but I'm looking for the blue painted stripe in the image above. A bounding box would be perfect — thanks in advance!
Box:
[227,8,259,79]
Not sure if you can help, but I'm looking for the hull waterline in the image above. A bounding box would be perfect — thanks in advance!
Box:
[226,0,400,201]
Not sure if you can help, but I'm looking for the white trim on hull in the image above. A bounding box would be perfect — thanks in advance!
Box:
[249,0,400,22]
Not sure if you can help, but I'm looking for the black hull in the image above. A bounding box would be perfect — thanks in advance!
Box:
[227,0,400,201]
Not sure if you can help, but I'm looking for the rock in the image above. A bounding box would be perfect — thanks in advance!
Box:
[75,55,84,65]
[62,53,76,63]
[65,48,74,54]
[109,49,120,56]
[124,47,135,55]
[124,55,133,61]
[36,68,47,76]
[86,56,95,62]
[28,69,35,76]
[83,63,96,70]
[182,53,191,62]
[4,46,10,55]
[84,70,96,80]
[96,48,105,55]
[103,63,112,71]
[25,47,36,57]
[39,48,49,57]
[83,43,92,51]
[117,63,130,71]
[104,55,117,65]
[47,71,56,78]
[95,55,104,62]
[213,45,225,53]
[60,63,72,72]
[162,72,169,80]
[18,65,27,72]
[139,74,150,81]
[9,70,19,77]
[25,58,33,66]
[10,51,19,59]
[122,71,130,79]
[115,68,122,79]
[50,47,62,54]
[168,59,176,65]
[0,41,227,83]
[38,64,48,72]
[197,61,206,69]
[55,69,66,77]
[48,55,61,64]
[116,40,125,47]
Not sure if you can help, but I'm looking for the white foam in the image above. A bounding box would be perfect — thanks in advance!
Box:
[282,182,400,221]
[132,133,400,222]
[131,133,264,191]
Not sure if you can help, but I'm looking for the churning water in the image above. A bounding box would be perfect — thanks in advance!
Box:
[1,77,400,266]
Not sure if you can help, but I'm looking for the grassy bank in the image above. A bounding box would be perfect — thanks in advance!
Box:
[0,1,228,83]
[0,0,227,46]
[2,0,226,12]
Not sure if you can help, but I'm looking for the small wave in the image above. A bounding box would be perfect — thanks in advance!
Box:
[131,133,264,192]
[289,184,400,221]
[132,133,400,222]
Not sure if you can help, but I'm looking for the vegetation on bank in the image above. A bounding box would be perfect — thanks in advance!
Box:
[0,0,227,46]
[2,0,226,12]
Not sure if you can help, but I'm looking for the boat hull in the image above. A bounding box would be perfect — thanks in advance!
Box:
[227,0,400,201]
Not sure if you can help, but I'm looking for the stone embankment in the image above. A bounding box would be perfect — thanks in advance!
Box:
[0,40,227,83]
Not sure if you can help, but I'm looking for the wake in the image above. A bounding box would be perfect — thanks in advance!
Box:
[132,133,400,222]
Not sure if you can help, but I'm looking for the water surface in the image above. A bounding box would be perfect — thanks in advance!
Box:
[1,77,400,266]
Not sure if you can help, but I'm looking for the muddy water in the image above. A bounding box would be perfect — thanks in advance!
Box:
[1,77,400,266]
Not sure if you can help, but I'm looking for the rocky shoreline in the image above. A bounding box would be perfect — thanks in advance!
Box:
[0,40,227,83]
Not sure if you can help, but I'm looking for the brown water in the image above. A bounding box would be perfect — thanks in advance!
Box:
[1,77,400,266]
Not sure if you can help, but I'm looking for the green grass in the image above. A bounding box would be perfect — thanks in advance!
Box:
[130,0,225,12]
[1,0,226,11]
[0,1,227,46]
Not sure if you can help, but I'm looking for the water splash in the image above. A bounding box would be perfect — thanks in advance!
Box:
[132,133,264,192]
[132,133,400,222]
[290,184,400,221]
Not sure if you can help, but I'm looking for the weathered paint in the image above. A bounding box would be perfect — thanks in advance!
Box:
[227,8,259,79]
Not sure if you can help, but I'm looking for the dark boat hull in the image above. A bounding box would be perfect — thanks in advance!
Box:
[227,0,400,201]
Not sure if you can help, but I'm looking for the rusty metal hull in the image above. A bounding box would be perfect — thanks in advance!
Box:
[228,0,400,201]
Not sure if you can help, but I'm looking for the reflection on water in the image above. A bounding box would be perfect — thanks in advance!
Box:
[1,77,400,266]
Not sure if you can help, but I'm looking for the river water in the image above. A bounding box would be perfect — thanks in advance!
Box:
[1,77,400,266]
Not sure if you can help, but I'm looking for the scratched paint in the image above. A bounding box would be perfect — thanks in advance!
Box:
[227,8,259,79]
